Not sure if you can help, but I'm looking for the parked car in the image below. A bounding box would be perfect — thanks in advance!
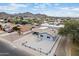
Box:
[2,24,13,33]
[4,27,14,33]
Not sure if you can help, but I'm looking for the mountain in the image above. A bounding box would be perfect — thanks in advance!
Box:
[0,12,53,20]
[0,12,79,20]
[0,12,14,19]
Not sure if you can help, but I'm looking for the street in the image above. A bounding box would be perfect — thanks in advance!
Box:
[0,38,32,56]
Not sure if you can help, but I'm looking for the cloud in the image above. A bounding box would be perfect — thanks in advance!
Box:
[44,7,79,17]
[60,7,79,11]
[0,3,29,11]
[0,6,16,11]
[10,3,27,8]
[53,3,60,6]
[72,8,79,11]
[33,4,49,12]
[60,7,70,10]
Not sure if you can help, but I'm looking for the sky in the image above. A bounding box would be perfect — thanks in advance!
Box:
[0,3,79,17]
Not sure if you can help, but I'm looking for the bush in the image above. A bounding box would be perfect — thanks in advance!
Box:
[21,20,29,25]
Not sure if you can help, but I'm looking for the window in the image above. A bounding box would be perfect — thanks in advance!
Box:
[47,36,50,39]
[40,35,43,37]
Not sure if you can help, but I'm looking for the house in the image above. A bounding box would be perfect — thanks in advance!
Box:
[32,27,57,41]
[55,18,66,25]
[41,22,64,29]
[0,19,4,23]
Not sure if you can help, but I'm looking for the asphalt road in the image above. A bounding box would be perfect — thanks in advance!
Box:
[0,40,32,56]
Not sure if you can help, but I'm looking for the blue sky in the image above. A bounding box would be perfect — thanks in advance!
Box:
[0,3,79,17]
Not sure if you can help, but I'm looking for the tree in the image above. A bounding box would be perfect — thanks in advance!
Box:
[0,25,2,30]
[58,20,79,43]
[20,16,23,20]
[27,19,34,24]
[21,19,28,25]
[12,26,20,31]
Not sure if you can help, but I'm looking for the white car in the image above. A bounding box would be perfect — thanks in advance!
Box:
[4,27,13,33]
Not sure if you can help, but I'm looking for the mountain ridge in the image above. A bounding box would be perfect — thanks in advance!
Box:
[0,12,79,20]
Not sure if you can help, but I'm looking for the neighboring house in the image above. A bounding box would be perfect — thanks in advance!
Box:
[41,22,64,29]
[0,19,4,23]
[54,19,65,25]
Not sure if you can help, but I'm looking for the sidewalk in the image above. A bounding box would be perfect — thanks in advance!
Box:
[65,38,71,56]
[48,36,61,56]
[0,32,17,37]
